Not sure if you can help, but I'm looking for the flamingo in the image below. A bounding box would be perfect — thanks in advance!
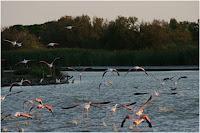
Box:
[29,104,54,116]
[121,114,152,128]
[9,79,31,92]
[65,25,76,30]
[102,68,120,79]
[61,101,112,112]
[39,57,60,75]
[125,66,148,76]
[23,97,43,110]
[4,39,22,47]
[14,112,33,119]
[47,43,59,48]
[15,59,33,68]
[40,57,60,69]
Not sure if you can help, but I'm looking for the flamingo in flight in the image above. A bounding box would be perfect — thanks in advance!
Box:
[65,25,76,30]
[23,97,44,111]
[170,76,188,91]
[14,112,33,119]
[125,66,148,76]
[102,68,120,79]
[15,59,33,68]
[4,39,22,47]
[47,42,59,48]
[29,103,54,116]
[61,101,112,112]
[108,102,137,114]
[40,57,60,69]
[39,57,61,75]
[9,79,31,92]
[121,114,152,128]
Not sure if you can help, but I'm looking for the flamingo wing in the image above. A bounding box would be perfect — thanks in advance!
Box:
[139,95,152,110]
[113,69,120,76]
[4,39,13,44]
[39,61,50,67]
[5,91,23,97]
[9,82,19,92]
[121,115,129,127]
[61,104,79,109]
[92,101,112,105]
[102,70,108,79]
[52,57,60,64]
[177,76,187,81]
[22,80,31,85]
[134,92,149,95]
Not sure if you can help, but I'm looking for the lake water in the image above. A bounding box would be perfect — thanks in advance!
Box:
[1,71,199,132]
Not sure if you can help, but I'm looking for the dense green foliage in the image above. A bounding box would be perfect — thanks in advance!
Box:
[1,15,199,50]
[2,46,198,69]
[1,15,199,66]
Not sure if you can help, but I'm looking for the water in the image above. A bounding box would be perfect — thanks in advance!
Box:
[1,71,199,132]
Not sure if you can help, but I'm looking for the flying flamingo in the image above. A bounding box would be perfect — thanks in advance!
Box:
[47,43,59,48]
[4,39,22,47]
[15,59,33,68]
[29,103,54,116]
[121,114,152,128]
[61,101,112,112]
[9,79,31,92]
[14,112,33,119]
[125,66,148,76]
[23,97,43,110]
[39,57,61,76]
[65,25,76,30]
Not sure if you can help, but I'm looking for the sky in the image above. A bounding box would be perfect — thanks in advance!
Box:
[1,1,199,27]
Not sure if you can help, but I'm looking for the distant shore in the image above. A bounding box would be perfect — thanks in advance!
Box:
[3,66,199,73]
[60,65,199,71]
[2,66,198,87]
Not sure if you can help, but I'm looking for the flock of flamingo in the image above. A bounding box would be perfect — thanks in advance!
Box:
[2,28,188,131]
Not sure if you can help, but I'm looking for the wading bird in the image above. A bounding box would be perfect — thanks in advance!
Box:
[9,79,31,92]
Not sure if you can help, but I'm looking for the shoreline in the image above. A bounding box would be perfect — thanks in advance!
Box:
[2,66,199,73]
[2,66,198,87]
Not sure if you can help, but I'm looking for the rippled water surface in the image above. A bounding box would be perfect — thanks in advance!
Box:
[1,71,199,132]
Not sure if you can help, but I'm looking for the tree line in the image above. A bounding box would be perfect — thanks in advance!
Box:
[1,15,199,51]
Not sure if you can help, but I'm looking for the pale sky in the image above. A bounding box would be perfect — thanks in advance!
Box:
[1,1,199,27]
